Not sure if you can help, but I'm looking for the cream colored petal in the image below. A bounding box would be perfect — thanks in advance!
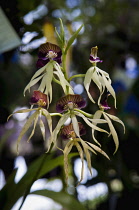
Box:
[80,139,92,176]
[24,74,44,96]
[39,118,46,141]
[50,113,70,147]
[75,111,108,134]
[16,110,39,154]
[103,113,119,154]
[74,141,84,186]
[84,67,95,103]
[92,110,103,146]
[42,109,52,135]
[71,114,80,137]
[64,141,74,184]
[86,142,110,160]
[27,112,39,143]
[105,113,125,133]
[7,108,38,121]
[53,65,73,94]
[98,68,116,108]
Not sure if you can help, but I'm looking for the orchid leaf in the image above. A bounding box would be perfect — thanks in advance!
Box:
[65,24,83,54]
[31,189,86,210]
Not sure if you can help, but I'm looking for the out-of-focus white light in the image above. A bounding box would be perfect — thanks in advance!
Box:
[71,9,81,18]
[125,57,137,70]
[77,183,108,202]
[14,156,27,183]
[0,169,6,190]
[23,5,48,25]
[13,106,29,121]
[22,32,38,45]
[20,37,46,52]
[31,179,63,192]
[74,158,98,184]
[74,84,84,94]
[11,195,62,210]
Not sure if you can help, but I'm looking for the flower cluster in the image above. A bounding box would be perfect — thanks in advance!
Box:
[8,20,125,185]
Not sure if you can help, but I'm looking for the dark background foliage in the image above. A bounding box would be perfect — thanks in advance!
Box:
[1,0,139,209]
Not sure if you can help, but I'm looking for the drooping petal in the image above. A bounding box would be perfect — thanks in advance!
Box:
[7,108,38,121]
[16,110,39,154]
[56,94,86,113]
[102,112,119,154]
[74,111,109,134]
[27,111,39,143]
[75,141,84,186]
[86,141,110,160]
[63,140,74,184]
[84,67,96,103]
[80,139,92,176]
[53,62,73,95]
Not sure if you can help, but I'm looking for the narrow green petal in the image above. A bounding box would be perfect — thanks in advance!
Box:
[75,111,109,134]
[64,141,74,184]
[75,141,84,186]
[103,113,119,154]
[86,142,110,160]
[80,139,92,176]
[27,112,39,143]
[16,111,39,154]
[24,74,44,96]
[39,118,46,141]
[105,113,125,133]
[42,109,52,135]
[7,108,38,121]
[84,68,95,103]
[71,114,80,137]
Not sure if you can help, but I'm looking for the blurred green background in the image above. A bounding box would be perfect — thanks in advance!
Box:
[1,0,139,209]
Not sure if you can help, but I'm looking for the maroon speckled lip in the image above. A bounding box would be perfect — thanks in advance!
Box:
[56,94,86,113]
[60,122,86,140]
[30,90,47,107]
[36,42,62,69]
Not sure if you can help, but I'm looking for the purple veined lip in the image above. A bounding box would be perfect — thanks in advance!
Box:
[36,42,62,69]
[30,90,48,107]
[100,93,111,110]
[60,122,86,140]
[89,46,103,63]
[56,94,86,113]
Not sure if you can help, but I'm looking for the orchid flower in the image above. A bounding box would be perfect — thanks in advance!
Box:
[24,42,73,105]
[60,123,110,185]
[49,94,109,149]
[7,91,52,154]
[84,46,116,107]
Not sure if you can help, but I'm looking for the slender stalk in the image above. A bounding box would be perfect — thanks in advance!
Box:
[74,108,94,118]
[69,74,85,82]
[50,113,63,117]
[52,76,61,85]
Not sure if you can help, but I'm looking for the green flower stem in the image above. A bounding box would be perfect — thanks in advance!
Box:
[62,52,69,81]
[50,113,63,117]
[52,76,61,85]
[69,74,85,82]
[74,108,94,118]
